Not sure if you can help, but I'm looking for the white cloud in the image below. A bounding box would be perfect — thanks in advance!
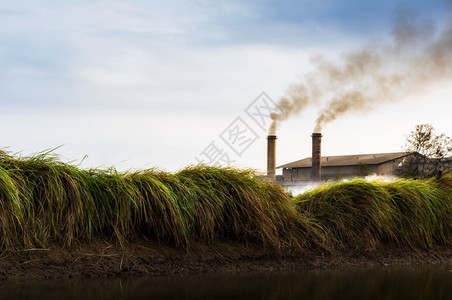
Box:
[68,34,314,111]
[1,0,450,173]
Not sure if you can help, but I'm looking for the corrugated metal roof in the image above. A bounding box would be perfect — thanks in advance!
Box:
[277,152,410,169]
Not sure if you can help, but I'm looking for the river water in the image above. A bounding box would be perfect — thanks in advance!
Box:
[1,265,451,299]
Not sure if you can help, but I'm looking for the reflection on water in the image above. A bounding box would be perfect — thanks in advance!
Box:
[1,265,452,299]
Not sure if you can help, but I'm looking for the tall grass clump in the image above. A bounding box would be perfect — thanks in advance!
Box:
[173,166,304,248]
[383,173,452,248]
[294,172,452,250]
[294,180,397,250]
[0,151,302,251]
[1,149,451,253]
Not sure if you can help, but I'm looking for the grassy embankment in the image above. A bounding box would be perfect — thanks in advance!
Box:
[0,150,451,252]
[294,174,452,250]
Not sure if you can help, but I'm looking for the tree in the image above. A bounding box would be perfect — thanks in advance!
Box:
[402,124,452,179]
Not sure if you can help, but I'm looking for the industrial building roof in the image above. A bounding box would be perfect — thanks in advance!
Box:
[277,152,410,169]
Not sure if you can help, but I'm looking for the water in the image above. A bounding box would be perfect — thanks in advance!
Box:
[1,265,452,299]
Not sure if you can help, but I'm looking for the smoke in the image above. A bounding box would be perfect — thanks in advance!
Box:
[269,82,312,134]
[269,71,325,134]
[270,6,452,134]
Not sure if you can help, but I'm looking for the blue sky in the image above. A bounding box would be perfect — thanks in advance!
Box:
[1,0,451,171]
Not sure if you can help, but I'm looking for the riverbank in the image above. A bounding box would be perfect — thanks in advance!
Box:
[2,240,452,280]
[1,152,451,280]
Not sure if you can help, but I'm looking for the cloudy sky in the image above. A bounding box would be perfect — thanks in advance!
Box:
[1,0,451,173]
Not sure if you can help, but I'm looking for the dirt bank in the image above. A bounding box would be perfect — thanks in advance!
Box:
[1,239,452,281]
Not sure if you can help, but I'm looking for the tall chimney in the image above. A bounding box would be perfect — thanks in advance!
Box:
[311,133,322,182]
[267,135,277,181]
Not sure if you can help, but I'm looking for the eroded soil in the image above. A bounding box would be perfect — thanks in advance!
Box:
[1,239,452,281]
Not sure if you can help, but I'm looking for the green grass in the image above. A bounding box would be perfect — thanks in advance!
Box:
[294,173,452,250]
[1,150,451,252]
[0,151,304,251]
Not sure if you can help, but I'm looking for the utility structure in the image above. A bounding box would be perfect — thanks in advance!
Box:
[267,135,277,181]
[311,133,322,182]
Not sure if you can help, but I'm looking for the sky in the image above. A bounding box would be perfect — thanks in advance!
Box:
[0,0,451,173]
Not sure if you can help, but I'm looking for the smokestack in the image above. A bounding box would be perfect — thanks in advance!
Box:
[267,135,277,181]
[311,133,322,182]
